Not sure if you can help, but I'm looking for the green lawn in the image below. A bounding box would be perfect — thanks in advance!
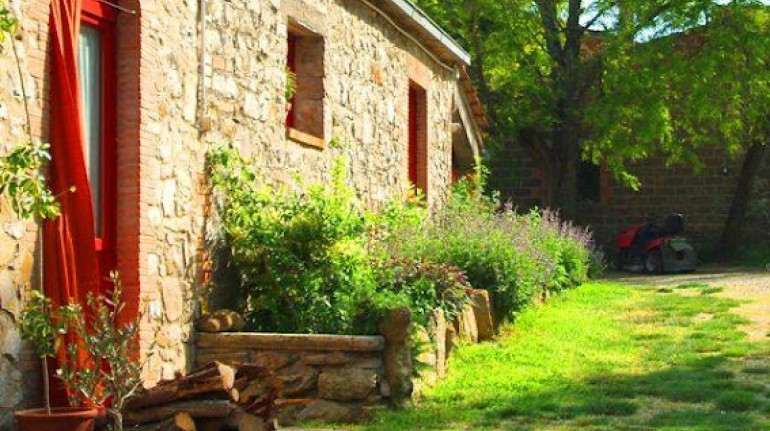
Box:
[361,282,770,431]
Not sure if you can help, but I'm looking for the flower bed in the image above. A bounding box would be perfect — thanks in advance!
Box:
[202,145,600,424]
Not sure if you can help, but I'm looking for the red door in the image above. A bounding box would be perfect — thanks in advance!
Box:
[80,0,117,289]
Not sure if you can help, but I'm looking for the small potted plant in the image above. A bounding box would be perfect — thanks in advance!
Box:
[17,272,143,431]
[15,290,100,431]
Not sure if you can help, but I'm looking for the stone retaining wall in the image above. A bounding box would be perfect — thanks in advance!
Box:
[195,290,496,425]
[196,333,389,424]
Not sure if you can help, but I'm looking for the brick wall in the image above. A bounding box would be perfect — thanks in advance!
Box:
[493,143,770,255]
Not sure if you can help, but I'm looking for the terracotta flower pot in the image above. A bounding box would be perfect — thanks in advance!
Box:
[15,406,99,431]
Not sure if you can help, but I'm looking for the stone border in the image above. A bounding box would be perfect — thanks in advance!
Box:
[197,333,385,352]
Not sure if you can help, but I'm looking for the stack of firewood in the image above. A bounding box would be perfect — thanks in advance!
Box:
[124,361,278,431]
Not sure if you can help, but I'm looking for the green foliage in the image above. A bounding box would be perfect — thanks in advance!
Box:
[0,5,58,222]
[208,146,592,334]
[379,170,594,323]
[57,272,142,415]
[19,289,67,359]
[370,260,472,329]
[19,273,142,417]
[0,140,60,220]
[285,66,298,101]
[209,145,381,334]
[413,1,770,194]
[0,4,16,41]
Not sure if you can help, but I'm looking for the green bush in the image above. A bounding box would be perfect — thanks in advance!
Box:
[208,146,377,334]
[208,145,595,334]
[378,172,595,323]
[375,260,471,327]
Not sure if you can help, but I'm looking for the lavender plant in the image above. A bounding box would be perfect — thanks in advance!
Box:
[379,167,596,323]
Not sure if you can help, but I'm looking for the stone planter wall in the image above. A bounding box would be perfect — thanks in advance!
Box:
[194,289,496,425]
[196,333,389,424]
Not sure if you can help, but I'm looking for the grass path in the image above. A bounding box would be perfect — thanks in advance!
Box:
[360,281,770,431]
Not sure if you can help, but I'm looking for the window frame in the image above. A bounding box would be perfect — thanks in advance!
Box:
[408,82,428,198]
[80,0,118,275]
[285,22,325,149]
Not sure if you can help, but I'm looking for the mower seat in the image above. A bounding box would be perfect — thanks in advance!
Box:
[661,213,684,236]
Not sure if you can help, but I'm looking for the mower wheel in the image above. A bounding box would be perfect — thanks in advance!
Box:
[645,250,664,275]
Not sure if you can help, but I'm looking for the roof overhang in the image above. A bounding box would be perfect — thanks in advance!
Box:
[360,0,472,67]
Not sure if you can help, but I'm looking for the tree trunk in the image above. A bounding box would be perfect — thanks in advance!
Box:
[718,142,768,258]
[536,0,585,215]
[110,410,123,431]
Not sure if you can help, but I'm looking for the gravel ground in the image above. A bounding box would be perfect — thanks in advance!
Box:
[609,265,770,341]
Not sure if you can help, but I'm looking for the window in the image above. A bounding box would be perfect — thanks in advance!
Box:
[80,0,117,276]
[286,23,325,148]
[79,24,103,234]
[408,82,428,196]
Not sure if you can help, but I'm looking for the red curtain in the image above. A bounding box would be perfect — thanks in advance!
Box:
[46,0,100,404]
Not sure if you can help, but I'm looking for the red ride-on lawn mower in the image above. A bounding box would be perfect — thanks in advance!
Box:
[616,213,699,274]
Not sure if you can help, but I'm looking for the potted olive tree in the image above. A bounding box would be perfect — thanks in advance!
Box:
[18,272,143,431]
[1,141,144,431]
[0,139,100,431]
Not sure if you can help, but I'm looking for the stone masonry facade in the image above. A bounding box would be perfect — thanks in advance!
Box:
[0,0,476,425]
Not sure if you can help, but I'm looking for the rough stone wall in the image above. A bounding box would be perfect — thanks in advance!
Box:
[137,0,457,386]
[133,0,204,386]
[0,1,53,427]
[0,0,462,418]
[196,333,387,425]
[495,145,770,254]
[202,0,456,210]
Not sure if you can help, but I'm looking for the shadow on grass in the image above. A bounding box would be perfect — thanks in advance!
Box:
[364,284,770,431]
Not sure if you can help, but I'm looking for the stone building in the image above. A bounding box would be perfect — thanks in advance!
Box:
[0,0,485,425]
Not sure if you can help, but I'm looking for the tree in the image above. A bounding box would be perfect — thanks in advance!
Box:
[415,0,770,254]
[669,6,770,257]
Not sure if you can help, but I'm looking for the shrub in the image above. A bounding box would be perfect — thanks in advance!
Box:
[374,260,471,327]
[208,145,594,334]
[378,171,595,323]
[208,146,377,334]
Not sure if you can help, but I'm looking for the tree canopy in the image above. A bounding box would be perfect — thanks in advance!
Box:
[415,0,770,254]
[415,0,769,196]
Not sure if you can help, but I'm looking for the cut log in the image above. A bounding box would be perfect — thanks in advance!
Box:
[196,410,265,431]
[133,413,196,431]
[197,316,224,333]
[197,311,246,333]
[235,364,272,381]
[243,387,279,420]
[212,310,245,332]
[226,410,265,431]
[126,362,236,410]
[124,400,232,425]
